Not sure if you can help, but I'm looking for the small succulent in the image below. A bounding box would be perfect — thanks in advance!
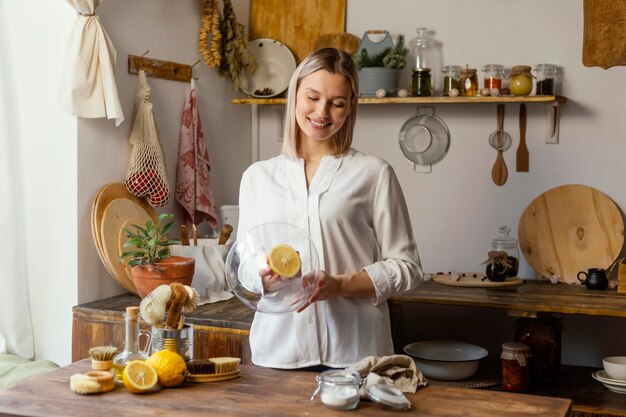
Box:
[120,213,180,267]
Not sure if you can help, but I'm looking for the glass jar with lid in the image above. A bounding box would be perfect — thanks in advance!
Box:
[492,226,519,277]
[442,65,462,96]
[313,370,362,410]
[459,67,478,97]
[533,64,559,95]
[404,27,442,95]
[501,342,531,392]
[412,68,432,97]
[509,65,533,96]
[481,64,505,91]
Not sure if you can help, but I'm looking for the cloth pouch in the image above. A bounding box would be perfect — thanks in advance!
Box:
[348,354,427,398]
[170,239,233,304]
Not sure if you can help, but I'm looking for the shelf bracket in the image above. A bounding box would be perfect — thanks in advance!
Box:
[545,102,560,144]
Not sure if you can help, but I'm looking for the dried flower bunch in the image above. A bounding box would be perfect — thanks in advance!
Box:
[218,0,257,89]
[355,34,408,70]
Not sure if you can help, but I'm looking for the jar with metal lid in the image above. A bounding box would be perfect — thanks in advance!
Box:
[481,64,505,92]
[312,370,362,410]
[533,64,559,95]
[492,226,519,277]
[412,68,432,97]
[442,65,462,96]
[459,67,478,97]
[509,65,533,96]
[501,342,531,392]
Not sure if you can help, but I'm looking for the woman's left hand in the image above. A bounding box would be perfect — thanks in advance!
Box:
[297,270,341,313]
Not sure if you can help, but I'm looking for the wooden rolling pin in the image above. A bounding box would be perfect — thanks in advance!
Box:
[218,224,233,245]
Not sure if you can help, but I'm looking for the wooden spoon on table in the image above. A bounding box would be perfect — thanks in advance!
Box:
[491,104,508,186]
[516,103,529,172]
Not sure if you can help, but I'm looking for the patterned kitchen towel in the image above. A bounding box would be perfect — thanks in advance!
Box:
[348,354,427,395]
[176,79,218,230]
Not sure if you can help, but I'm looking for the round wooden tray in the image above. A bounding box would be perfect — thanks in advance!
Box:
[432,273,524,288]
[518,184,624,284]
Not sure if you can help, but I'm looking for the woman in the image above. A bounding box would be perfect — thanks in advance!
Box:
[237,48,422,369]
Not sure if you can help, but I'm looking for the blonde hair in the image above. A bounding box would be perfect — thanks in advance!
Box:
[281,48,359,159]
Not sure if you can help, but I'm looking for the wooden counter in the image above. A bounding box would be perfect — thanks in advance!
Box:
[0,359,571,417]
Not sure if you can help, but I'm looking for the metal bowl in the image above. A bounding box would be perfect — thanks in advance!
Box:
[403,340,488,381]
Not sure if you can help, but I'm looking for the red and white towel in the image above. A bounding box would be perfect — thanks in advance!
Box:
[176,79,218,230]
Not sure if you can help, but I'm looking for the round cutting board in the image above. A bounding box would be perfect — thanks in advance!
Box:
[518,184,624,284]
[100,198,153,294]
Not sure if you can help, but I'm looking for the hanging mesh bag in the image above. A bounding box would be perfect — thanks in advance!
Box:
[125,70,171,207]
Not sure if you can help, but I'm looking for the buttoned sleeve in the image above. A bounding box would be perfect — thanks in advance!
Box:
[363,164,422,305]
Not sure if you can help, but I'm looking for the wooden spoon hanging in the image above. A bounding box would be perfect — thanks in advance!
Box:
[491,104,508,186]
[516,103,529,172]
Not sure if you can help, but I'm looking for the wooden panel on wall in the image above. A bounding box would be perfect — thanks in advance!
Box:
[583,0,626,68]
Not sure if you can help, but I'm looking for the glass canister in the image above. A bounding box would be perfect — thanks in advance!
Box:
[314,370,362,410]
[533,64,559,95]
[515,315,563,386]
[492,226,519,277]
[404,27,442,95]
[459,67,478,96]
[481,64,505,91]
[509,65,533,96]
[442,65,462,96]
[501,342,531,392]
[412,68,432,97]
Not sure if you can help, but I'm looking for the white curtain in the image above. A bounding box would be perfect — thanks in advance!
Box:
[59,0,124,126]
[0,6,35,358]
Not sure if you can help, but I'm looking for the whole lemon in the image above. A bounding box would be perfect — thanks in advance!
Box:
[145,350,187,387]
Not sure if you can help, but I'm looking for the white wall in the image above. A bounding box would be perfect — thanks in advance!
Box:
[1,1,77,365]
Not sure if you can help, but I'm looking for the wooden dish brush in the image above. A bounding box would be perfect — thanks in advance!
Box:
[186,357,241,382]
[88,346,118,371]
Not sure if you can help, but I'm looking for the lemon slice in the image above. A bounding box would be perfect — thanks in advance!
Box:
[267,243,301,278]
[122,360,158,394]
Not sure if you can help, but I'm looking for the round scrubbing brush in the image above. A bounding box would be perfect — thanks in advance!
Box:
[139,284,172,326]
[88,346,117,371]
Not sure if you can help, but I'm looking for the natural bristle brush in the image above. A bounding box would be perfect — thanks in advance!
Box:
[186,357,241,383]
[88,346,117,371]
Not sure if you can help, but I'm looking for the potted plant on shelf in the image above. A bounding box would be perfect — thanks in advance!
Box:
[120,213,195,298]
[355,31,408,97]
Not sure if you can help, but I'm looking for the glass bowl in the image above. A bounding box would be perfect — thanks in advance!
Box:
[225,222,319,314]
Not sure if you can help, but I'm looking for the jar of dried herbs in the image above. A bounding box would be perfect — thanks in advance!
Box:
[533,64,558,95]
[442,65,462,96]
[412,68,432,97]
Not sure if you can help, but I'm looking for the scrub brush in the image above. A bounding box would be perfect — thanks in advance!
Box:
[211,357,241,374]
[139,284,172,326]
[88,346,117,371]
[186,357,240,382]
[70,371,115,394]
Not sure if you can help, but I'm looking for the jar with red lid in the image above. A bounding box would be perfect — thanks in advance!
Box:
[501,342,531,392]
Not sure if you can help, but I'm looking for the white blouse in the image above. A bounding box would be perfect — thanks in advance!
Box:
[237,148,422,369]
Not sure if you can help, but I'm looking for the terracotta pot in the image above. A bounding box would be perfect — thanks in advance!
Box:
[131,256,195,298]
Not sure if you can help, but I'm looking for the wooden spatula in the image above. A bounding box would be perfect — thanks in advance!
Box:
[516,103,529,172]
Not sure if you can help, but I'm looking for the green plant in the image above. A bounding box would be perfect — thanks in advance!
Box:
[120,213,180,267]
[355,34,408,70]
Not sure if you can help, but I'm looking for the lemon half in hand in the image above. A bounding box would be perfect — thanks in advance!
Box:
[123,360,158,394]
[267,243,301,278]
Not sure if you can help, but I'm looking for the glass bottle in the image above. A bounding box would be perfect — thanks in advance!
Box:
[481,64,505,91]
[515,315,563,386]
[412,68,432,97]
[509,65,533,96]
[459,68,478,96]
[533,64,558,95]
[112,306,151,381]
[442,65,461,96]
[501,342,531,392]
[492,226,519,277]
[404,27,442,95]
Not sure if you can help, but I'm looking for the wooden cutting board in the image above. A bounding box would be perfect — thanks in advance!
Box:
[583,0,626,68]
[250,0,346,63]
[518,184,624,284]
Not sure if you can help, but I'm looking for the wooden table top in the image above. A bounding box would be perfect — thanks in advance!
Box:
[0,360,571,417]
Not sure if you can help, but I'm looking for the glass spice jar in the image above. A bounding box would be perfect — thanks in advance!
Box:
[492,226,519,277]
[533,63,558,95]
[509,65,533,96]
[481,64,505,91]
[442,65,462,96]
[459,67,478,97]
[314,370,362,411]
[501,342,531,392]
[412,68,432,97]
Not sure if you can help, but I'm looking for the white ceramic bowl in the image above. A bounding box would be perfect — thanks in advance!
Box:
[403,340,488,381]
[603,356,626,381]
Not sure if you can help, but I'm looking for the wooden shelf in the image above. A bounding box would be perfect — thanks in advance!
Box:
[231,95,567,105]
